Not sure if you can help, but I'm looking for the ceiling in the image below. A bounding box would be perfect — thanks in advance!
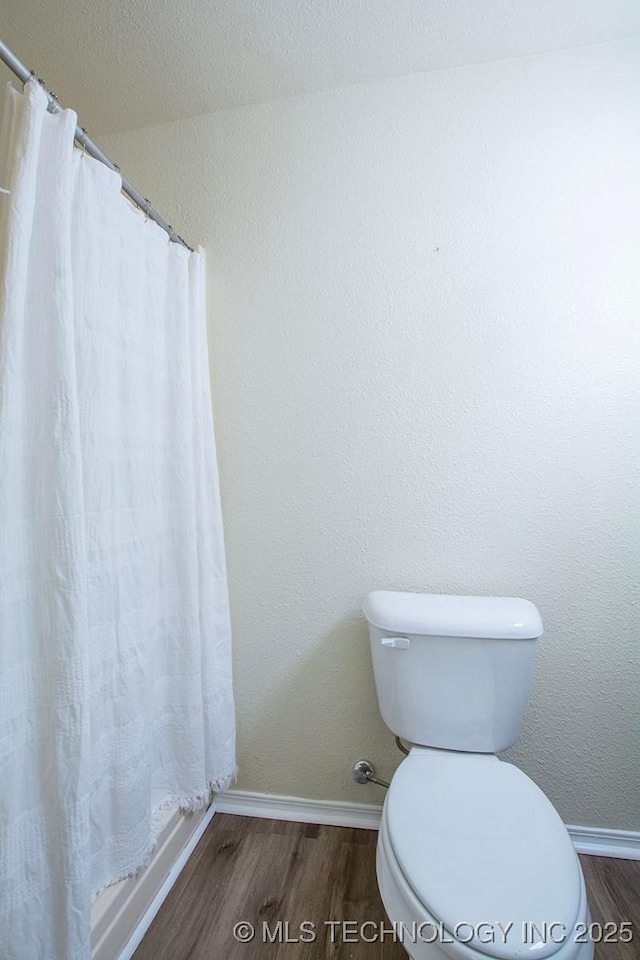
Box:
[2,0,639,135]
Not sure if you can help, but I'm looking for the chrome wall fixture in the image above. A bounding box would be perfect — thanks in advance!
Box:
[351,736,410,789]
[352,759,390,790]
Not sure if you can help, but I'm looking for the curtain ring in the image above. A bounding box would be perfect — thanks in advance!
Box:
[143,199,152,223]
[79,128,89,158]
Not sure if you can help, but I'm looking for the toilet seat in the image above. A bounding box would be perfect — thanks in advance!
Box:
[378,811,592,960]
[382,749,589,960]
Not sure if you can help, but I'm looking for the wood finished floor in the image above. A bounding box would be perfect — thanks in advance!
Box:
[134,814,640,960]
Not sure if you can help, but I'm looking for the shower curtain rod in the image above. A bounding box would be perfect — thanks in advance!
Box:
[0,37,193,251]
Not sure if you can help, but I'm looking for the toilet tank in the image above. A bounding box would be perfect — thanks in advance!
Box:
[363,591,543,753]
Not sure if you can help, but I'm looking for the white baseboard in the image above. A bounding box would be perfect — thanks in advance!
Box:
[566,825,640,860]
[214,789,383,829]
[91,803,215,960]
[215,789,640,860]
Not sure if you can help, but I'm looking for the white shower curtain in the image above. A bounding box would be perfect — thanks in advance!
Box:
[0,81,236,959]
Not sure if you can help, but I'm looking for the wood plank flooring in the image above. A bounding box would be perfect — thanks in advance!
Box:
[134,814,639,960]
[580,855,640,959]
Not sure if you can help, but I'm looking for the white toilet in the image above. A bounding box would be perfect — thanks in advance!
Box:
[363,591,594,960]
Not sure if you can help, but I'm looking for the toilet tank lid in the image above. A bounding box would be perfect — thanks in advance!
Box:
[363,591,543,640]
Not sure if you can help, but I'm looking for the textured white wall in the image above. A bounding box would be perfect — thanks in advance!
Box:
[104,39,639,830]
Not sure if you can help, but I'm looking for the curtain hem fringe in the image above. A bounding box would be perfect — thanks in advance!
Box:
[91,767,238,904]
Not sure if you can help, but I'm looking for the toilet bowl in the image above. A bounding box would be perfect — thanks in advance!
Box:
[363,591,594,960]
[377,749,593,960]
